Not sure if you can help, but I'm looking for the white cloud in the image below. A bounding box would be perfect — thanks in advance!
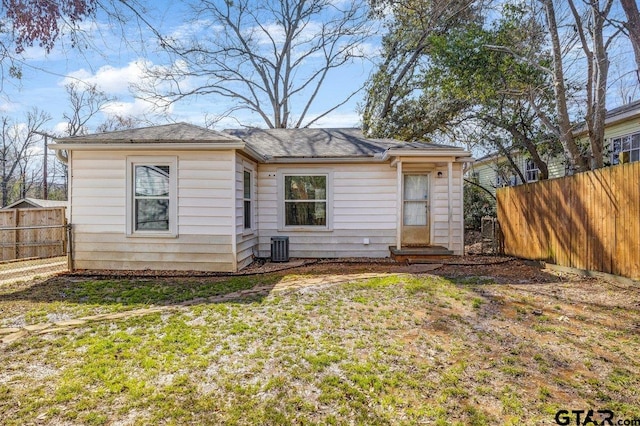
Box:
[307,111,361,128]
[62,59,151,94]
[168,19,221,43]
[53,121,70,135]
[0,99,19,114]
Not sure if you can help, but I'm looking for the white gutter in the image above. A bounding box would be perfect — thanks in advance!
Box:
[49,142,247,151]
[380,149,472,162]
[50,140,266,162]
[262,156,385,164]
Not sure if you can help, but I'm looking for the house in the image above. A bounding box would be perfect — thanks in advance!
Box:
[467,99,640,195]
[468,151,565,197]
[3,198,68,209]
[49,124,472,272]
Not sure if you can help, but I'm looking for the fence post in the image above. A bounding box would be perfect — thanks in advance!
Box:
[66,223,74,272]
[13,209,18,260]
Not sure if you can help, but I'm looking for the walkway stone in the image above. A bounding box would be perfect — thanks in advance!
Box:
[54,319,87,327]
[2,330,28,344]
[23,323,52,332]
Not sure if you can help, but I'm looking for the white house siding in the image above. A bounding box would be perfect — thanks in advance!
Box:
[235,153,258,269]
[70,150,237,272]
[471,161,499,196]
[603,119,640,140]
[257,162,397,258]
[470,151,566,196]
[430,163,464,255]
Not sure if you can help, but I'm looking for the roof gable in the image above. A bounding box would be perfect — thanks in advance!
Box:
[3,198,68,209]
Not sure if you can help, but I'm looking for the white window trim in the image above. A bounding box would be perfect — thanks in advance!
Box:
[277,169,333,232]
[242,167,255,236]
[525,159,540,183]
[126,156,178,238]
[611,132,640,164]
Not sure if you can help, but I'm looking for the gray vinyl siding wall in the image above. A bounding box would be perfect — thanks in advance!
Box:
[70,150,237,272]
[235,153,258,269]
[257,163,397,258]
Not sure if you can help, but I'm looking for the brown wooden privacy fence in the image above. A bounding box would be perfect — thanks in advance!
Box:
[0,207,68,261]
[497,162,640,280]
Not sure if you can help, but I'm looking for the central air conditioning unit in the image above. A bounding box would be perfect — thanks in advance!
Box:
[270,236,289,262]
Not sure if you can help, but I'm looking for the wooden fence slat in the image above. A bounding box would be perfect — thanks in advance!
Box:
[497,162,640,280]
[629,163,640,276]
[0,207,67,261]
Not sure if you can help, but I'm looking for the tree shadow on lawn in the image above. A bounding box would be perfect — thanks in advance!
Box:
[0,258,579,309]
[0,273,283,308]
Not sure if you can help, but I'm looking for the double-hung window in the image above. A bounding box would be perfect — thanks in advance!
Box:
[243,170,252,230]
[611,132,640,164]
[127,157,177,237]
[283,174,328,227]
[525,159,539,182]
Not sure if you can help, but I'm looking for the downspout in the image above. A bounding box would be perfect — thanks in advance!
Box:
[64,150,73,271]
[460,164,465,256]
[396,160,403,250]
[448,161,453,252]
[55,149,68,164]
[231,153,238,271]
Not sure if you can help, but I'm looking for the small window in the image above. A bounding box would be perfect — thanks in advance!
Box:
[135,165,170,231]
[127,157,177,237]
[614,132,640,164]
[525,159,539,182]
[284,175,327,227]
[610,137,622,165]
[243,170,252,229]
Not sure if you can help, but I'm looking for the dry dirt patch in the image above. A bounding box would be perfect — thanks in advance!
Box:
[0,257,638,425]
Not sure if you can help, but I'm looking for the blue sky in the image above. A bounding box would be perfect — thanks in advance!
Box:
[0,1,377,136]
[1,0,638,140]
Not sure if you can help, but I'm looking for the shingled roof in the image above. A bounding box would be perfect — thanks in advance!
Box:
[56,122,241,144]
[52,124,470,161]
[224,128,464,159]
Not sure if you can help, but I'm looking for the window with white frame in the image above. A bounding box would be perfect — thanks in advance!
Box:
[243,170,252,229]
[610,132,640,165]
[283,174,327,227]
[525,159,540,182]
[127,157,177,236]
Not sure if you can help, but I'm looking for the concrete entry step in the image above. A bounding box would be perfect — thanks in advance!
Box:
[389,245,454,263]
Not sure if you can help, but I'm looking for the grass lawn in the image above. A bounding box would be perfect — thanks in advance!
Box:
[0,261,638,425]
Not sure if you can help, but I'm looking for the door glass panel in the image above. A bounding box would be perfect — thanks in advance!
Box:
[404,175,428,200]
[404,201,427,225]
[403,175,428,226]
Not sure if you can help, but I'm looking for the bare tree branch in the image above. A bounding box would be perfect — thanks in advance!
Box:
[138,0,374,128]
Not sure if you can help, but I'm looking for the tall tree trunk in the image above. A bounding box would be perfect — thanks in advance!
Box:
[620,0,640,84]
[539,0,589,173]
[589,0,611,169]
[570,0,613,169]
[1,181,6,208]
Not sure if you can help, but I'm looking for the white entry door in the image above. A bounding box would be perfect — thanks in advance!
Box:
[402,174,430,246]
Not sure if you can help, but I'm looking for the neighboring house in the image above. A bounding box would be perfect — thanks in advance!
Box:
[467,100,640,195]
[3,198,68,209]
[50,124,472,272]
[468,151,565,196]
